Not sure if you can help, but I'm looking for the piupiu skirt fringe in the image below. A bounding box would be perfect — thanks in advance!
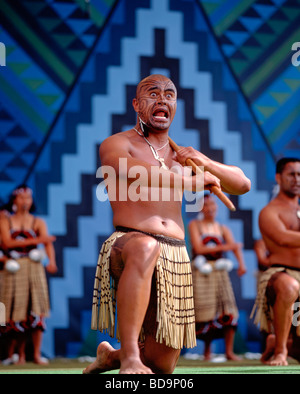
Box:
[0,257,50,323]
[251,266,300,336]
[91,230,196,349]
[192,261,239,324]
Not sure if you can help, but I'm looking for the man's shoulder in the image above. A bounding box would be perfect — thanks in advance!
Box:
[102,130,131,144]
[260,199,282,216]
[99,130,135,163]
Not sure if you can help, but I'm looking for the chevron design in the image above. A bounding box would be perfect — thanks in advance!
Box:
[0,0,118,199]
[199,0,300,159]
[0,0,298,358]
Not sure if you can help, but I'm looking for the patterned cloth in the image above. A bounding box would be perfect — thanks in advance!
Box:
[0,257,50,324]
[91,227,197,350]
[192,261,239,338]
[0,216,50,332]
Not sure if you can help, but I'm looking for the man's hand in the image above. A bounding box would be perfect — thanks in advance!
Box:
[203,171,221,192]
[176,146,210,168]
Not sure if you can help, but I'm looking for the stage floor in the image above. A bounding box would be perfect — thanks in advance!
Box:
[0,356,299,374]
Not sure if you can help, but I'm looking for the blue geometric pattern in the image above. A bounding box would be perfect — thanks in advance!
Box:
[0,0,298,358]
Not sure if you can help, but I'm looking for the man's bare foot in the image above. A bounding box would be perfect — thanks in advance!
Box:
[268,353,288,366]
[260,335,288,366]
[119,357,153,374]
[83,341,120,374]
[261,334,276,364]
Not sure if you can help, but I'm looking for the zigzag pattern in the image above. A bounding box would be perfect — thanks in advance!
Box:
[0,0,298,358]
[200,0,300,158]
[40,0,271,357]
[0,0,117,201]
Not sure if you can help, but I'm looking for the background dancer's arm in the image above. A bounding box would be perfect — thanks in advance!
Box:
[0,217,56,249]
[37,219,57,273]
[259,207,300,248]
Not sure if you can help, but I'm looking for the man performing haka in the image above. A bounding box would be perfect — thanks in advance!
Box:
[84,74,251,374]
[252,158,300,366]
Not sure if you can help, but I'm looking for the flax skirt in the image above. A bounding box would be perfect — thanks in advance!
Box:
[91,229,197,350]
[192,262,239,324]
[0,257,50,323]
[251,266,300,336]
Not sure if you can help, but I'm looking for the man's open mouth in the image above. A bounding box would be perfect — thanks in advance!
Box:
[153,108,169,120]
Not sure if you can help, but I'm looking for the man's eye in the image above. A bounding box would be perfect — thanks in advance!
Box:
[150,92,156,97]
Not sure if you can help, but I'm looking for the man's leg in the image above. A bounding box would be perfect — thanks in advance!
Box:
[84,232,184,374]
[114,233,160,374]
[139,271,181,374]
[141,336,181,374]
[266,272,300,366]
[84,232,160,374]
[261,332,300,364]
[83,341,121,374]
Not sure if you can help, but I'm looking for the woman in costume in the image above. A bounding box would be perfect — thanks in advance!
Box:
[0,185,57,364]
[189,194,246,360]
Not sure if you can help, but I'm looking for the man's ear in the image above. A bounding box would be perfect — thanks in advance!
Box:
[275,173,281,186]
[132,98,139,112]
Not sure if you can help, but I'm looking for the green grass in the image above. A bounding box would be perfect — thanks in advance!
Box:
[0,357,299,374]
[174,365,300,374]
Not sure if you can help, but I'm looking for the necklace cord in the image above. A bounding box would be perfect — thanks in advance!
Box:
[133,128,169,169]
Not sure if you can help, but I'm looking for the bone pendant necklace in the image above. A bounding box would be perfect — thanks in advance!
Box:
[134,128,169,170]
[149,145,169,170]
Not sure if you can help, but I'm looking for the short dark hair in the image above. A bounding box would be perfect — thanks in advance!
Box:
[276,157,300,174]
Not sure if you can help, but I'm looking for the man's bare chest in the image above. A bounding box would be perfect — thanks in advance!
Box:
[279,209,300,231]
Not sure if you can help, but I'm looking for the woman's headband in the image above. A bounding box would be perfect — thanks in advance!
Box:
[12,187,32,197]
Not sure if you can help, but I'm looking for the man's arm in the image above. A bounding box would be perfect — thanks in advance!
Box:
[99,134,221,193]
[259,207,300,248]
[254,239,270,266]
[175,146,251,195]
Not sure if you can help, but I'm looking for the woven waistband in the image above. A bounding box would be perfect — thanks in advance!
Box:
[115,226,186,247]
[271,264,300,272]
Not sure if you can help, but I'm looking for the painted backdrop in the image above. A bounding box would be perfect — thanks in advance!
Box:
[0,0,299,358]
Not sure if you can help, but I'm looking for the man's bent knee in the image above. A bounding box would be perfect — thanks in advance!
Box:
[122,235,160,278]
[110,233,160,281]
[267,272,300,306]
[143,337,180,374]
[144,351,179,374]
